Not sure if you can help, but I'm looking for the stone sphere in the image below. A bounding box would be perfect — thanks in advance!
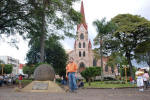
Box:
[34,64,55,81]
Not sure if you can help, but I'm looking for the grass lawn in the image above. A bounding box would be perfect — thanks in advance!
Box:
[84,81,137,88]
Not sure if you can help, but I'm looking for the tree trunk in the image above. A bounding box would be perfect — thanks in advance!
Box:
[100,36,104,81]
[147,51,150,67]
[126,52,134,79]
[40,0,46,63]
[88,78,91,86]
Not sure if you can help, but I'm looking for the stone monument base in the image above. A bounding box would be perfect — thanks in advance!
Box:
[16,81,64,93]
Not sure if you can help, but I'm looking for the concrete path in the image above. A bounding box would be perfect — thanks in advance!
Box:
[0,87,150,100]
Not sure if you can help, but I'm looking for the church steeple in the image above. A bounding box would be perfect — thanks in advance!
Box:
[80,1,86,24]
[77,1,88,31]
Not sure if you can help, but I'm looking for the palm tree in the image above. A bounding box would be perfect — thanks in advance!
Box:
[93,18,116,80]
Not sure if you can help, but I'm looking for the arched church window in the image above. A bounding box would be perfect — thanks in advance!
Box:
[93,59,97,66]
[80,33,84,40]
[79,51,81,57]
[83,42,85,48]
[105,65,108,72]
[79,42,81,48]
[83,51,85,57]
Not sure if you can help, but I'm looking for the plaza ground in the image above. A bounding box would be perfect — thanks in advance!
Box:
[0,87,150,100]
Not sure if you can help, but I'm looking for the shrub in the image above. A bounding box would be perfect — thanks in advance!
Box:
[81,67,101,86]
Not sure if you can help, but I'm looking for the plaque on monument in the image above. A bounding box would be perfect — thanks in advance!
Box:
[32,82,49,90]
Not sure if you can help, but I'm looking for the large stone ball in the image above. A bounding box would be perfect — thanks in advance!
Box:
[34,64,55,81]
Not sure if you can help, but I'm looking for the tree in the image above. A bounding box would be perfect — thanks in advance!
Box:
[26,35,68,77]
[23,65,35,78]
[27,0,81,62]
[109,14,150,78]
[119,66,136,78]
[0,64,13,74]
[93,18,116,80]
[81,67,101,86]
[0,0,81,61]
[0,60,4,64]
[0,0,31,41]
[107,52,128,73]
[45,35,68,77]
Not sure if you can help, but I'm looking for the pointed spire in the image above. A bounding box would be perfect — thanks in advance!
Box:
[77,1,88,31]
[80,1,86,24]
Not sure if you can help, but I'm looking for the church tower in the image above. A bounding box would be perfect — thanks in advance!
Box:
[67,1,118,75]
[74,1,92,69]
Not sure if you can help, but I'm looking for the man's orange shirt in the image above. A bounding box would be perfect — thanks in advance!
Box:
[66,62,78,73]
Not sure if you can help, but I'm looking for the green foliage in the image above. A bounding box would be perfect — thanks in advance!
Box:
[0,0,30,35]
[23,65,35,78]
[107,52,128,68]
[26,35,68,77]
[93,18,117,81]
[81,67,101,85]
[27,0,81,62]
[104,14,150,78]
[93,18,117,46]
[23,63,53,78]
[16,79,32,87]
[0,64,13,74]
[0,0,81,62]
[135,41,150,67]
[119,66,136,77]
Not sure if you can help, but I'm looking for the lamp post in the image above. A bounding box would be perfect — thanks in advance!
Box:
[123,65,129,84]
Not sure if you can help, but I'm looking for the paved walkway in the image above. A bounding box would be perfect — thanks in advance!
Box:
[0,87,150,100]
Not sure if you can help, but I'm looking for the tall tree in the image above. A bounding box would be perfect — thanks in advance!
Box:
[27,0,81,62]
[109,14,150,78]
[93,18,116,80]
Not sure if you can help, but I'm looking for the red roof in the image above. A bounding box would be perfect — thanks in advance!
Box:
[77,1,88,31]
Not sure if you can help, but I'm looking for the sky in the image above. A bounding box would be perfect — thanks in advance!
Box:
[0,0,150,65]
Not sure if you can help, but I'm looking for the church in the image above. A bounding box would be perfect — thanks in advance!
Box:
[67,1,118,76]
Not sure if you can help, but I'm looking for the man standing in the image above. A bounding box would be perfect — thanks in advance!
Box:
[66,57,78,92]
